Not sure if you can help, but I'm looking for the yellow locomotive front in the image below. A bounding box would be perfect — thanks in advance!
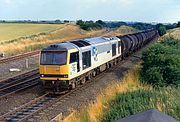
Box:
[39,51,69,89]
[39,43,79,92]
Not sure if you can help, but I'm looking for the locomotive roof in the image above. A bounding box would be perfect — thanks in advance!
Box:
[42,36,119,51]
[42,42,77,51]
[83,36,119,45]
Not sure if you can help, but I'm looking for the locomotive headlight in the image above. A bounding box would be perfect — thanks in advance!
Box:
[60,74,68,78]
[40,74,44,77]
[64,75,68,78]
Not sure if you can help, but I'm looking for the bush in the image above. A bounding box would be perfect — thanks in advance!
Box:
[156,24,167,36]
[141,37,180,86]
[158,26,166,36]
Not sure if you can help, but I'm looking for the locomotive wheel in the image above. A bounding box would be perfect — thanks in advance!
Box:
[114,59,117,65]
[87,75,91,80]
[106,63,109,69]
[71,82,76,89]
[109,63,112,68]
[92,71,96,77]
[81,78,86,84]
[96,69,100,75]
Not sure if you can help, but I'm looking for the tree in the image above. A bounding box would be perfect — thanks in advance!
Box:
[76,20,84,25]
[165,23,176,29]
[64,20,70,23]
[96,20,106,27]
[156,24,166,36]
[158,26,166,36]
[177,21,180,27]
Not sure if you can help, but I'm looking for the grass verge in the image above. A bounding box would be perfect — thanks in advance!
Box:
[63,65,180,122]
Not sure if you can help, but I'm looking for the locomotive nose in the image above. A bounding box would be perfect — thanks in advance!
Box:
[39,64,69,80]
[40,65,60,74]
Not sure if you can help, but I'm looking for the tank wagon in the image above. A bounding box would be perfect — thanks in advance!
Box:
[39,29,159,92]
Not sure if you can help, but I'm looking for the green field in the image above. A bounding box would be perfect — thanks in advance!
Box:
[0,23,62,41]
[0,23,139,56]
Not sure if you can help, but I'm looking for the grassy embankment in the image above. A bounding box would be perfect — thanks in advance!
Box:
[65,65,180,122]
[164,27,180,39]
[63,28,180,122]
[0,23,137,56]
[103,25,138,36]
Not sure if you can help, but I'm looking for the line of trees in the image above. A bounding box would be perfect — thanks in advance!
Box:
[76,20,107,30]
[76,20,156,31]
[76,20,180,34]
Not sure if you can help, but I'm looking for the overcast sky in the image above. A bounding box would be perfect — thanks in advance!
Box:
[0,0,180,23]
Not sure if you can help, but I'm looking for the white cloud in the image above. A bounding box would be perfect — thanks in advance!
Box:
[4,0,11,4]
[117,0,133,6]
[79,0,133,5]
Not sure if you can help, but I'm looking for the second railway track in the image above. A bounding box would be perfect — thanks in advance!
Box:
[0,69,39,99]
[0,50,40,64]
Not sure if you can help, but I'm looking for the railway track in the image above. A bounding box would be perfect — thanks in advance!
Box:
[0,59,123,122]
[0,69,39,99]
[0,93,51,122]
[0,50,40,64]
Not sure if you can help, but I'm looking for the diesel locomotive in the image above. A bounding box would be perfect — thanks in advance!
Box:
[39,29,159,92]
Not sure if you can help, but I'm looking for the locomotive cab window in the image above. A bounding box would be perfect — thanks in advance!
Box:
[70,52,80,72]
[112,44,116,56]
[40,51,67,65]
[82,51,91,69]
[70,52,79,63]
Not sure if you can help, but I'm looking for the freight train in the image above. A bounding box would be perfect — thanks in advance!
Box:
[39,29,159,93]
